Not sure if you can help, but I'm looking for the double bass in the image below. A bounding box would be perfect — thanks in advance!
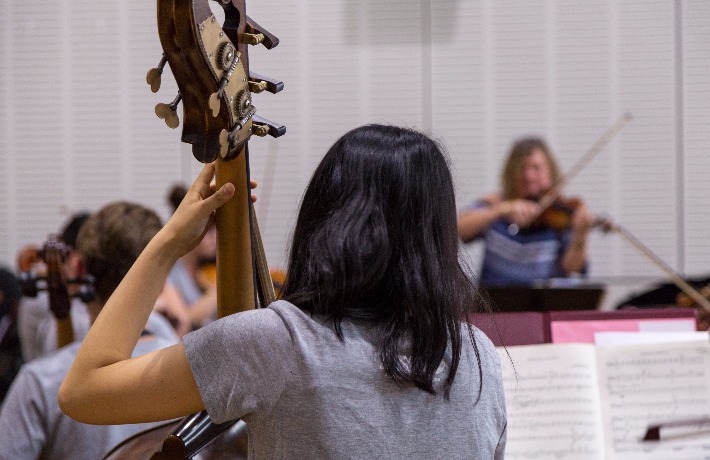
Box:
[104,0,284,457]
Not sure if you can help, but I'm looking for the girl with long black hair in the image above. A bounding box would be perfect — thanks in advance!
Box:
[60,124,507,458]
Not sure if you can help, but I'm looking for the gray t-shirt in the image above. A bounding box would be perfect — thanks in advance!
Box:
[0,313,179,460]
[18,293,91,362]
[184,300,507,459]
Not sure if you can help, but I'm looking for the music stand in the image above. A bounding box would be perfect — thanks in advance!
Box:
[482,283,606,313]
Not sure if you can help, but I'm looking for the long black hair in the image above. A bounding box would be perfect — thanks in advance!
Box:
[281,124,483,396]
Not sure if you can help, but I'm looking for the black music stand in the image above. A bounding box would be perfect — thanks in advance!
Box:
[482,283,606,313]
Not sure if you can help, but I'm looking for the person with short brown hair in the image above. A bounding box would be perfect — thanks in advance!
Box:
[0,202,180,460]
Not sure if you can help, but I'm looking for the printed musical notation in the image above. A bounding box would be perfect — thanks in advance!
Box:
[499,341,710,460]
[598,342,710,459]
[500,344,605,460]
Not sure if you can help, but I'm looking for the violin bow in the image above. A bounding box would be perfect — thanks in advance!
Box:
[607,220,710,315]
[643,417,710,442]
[508,113,633,235]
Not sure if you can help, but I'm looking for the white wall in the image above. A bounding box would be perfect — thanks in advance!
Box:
[1,1,709,309]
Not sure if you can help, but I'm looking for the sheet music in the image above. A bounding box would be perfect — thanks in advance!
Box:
[597,341,710,459]
[499,344,605,460]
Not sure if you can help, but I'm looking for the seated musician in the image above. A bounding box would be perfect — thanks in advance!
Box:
[59,125,507,459]
[457,136,596,286]
[0,202,180,460]
[16,213,93,362]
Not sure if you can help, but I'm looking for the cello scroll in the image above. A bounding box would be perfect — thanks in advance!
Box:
[18,235,96,348]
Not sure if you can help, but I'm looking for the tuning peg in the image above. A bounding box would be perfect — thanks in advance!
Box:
[242,32,265,46]
[209,49,241,117]
[155,93,181,129]
[146,54,168,93]
[244,16,279,49]
[227,105,257,144]
[69,275,96,303]
[252,114,286,138]
[248,71,284,94]
[18,271,40,298]
[218,129,230,159]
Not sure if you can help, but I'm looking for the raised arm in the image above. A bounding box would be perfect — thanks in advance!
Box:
[457,203,508,243]
[457,195,540,243]
[58,163,235,425]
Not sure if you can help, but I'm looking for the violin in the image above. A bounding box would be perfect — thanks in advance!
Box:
[675,284,710,330]
[677,285,710,309]
[528,194,710,325]
[532,195,613,233]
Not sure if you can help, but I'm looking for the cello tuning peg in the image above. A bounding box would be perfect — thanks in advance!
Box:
[155,92,181,129]
[242,33,265,46]
[251,114,286,138]
[218,129,229,159]
[146,54,168,93]
[252,124,270,137]
[209,93,221,117]
[146,69,162,93]
[155,103,179,129]
[249,81,268,93]
[249,70,284,94]
[245,16,279,49]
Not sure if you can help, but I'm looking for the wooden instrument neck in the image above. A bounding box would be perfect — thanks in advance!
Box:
[215,148,256,317]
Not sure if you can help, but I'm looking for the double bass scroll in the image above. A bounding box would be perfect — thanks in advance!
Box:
[152,0,285,162]
[152,0,285,318]
[106,1,285,458]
